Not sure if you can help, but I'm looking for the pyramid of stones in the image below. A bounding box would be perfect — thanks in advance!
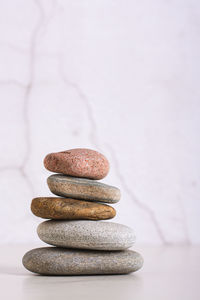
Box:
[22,148,143,275]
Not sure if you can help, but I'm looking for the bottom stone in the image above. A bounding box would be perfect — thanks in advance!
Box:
[22,247,143,275]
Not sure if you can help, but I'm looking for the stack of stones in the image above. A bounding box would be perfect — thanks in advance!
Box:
[23,148,143,275]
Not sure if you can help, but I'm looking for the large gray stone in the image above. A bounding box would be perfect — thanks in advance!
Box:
[22,247,143,275]
[37,220,135,250]
[47,175,121,203]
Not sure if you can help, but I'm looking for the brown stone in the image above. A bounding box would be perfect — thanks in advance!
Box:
[43,148,109,180]
[31,197,116,220]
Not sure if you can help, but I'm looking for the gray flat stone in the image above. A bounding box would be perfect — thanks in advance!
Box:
[47,175,121,203]
[22,247,143,275]
[37,220,135,251]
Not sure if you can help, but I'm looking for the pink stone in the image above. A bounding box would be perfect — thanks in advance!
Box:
[44,148,110,180]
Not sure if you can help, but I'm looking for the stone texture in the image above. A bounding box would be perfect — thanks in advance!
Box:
[22,247,143,275]
[37,220,135,250]
[31,197,116,220]
[47,175,121,203]
[44,148,109,180]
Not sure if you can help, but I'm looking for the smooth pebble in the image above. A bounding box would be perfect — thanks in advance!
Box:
[47,175,121,203]
[37,220,135,251]
[44,148,109,180]
[31,197,116,220]
[22,247,143,275]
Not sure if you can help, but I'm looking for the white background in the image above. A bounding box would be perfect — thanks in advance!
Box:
[0,0,199,245]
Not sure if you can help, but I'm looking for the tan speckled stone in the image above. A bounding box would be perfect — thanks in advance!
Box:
[47,175,121,203]
[44,148,109,180]
[22,247,144,275]
[31,197,116,220]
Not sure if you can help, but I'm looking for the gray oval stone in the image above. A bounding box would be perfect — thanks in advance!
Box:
[22,247,143,275]
[37,220,135,250]
[47,175,121,203]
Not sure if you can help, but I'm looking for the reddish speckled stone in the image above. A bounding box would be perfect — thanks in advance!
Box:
[44,148,109,180]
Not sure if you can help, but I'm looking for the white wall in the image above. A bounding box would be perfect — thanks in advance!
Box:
[0,0,199,244]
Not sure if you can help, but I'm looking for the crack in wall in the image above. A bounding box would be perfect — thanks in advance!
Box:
[105,143,168,244]
[105,144,191,244]
[21,0,45,173]
[0,0,45,197]
[0,166,34,198]
[58,54,169,244]
[0,0,60,200]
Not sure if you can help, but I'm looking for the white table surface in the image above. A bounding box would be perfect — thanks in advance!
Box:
[0,245,199,300]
